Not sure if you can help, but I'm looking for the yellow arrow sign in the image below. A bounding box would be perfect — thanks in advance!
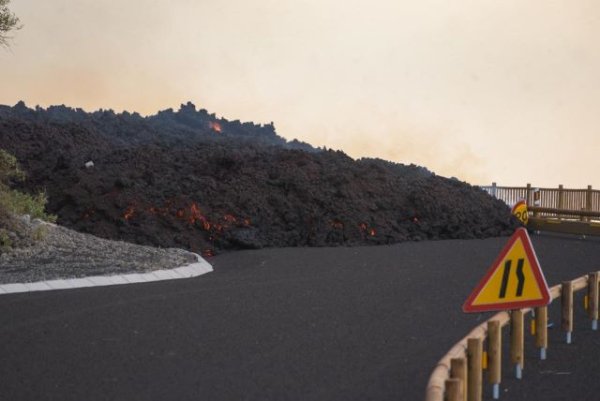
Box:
[463,228,550,313]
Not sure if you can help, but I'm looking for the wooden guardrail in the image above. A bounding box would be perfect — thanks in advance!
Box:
[480,184,600,216]
[424,273,599,401]
[480,183,600,235]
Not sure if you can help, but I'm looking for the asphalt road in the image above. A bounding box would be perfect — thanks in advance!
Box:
[0,233,599,401]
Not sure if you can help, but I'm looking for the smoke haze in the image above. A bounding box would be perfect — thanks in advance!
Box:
[1,0,599,187]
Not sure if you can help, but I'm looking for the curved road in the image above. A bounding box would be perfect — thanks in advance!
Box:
[0,233,599,401]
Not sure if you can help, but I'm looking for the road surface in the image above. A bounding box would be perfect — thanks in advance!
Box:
[0,233,599,400]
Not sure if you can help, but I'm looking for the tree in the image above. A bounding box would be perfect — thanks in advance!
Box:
[0,0,21,47]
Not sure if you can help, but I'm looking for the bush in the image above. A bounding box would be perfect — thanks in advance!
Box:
[0,189,56,222]
[0,148,56,222]
[0,149,55,253]
[0,148,25,184]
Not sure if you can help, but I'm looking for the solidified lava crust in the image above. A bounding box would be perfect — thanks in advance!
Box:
[0,102,519,254]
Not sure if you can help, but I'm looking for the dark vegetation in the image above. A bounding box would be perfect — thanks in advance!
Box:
[0,101,519,255]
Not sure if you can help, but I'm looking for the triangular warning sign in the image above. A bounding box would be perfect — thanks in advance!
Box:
[463,228,550,313]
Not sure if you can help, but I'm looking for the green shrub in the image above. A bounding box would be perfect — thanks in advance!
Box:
[0,149,55,253]
[0,189,56,222]
[0,148,25,185]
[0,148,56,223]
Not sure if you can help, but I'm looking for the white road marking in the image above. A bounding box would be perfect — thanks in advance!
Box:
[0,253,212,295]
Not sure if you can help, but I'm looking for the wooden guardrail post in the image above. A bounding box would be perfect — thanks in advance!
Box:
[562,281,573,343]
[558,185,564,220]
[535,306,548,360]
[445,378,462,401]
[586,185,593,222]
[510,310,524,379]
[450,358,467,401]
[467,338,482,401]
[426,274,598,401]
[526,183,532,207]
[487,321,501,399]
[588,272,599,330]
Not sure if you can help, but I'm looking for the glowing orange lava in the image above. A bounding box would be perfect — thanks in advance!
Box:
[209,121,222,133]
[123,206,135,220]
[122,201,248,242]
[330,221,344,229]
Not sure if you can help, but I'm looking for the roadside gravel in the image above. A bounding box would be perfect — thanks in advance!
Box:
[0,219,198,284]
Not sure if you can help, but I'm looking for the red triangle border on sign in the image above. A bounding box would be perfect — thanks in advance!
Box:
[462,228,551,313]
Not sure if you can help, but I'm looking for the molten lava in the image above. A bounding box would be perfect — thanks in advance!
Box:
[123,206,135,220]
[209,121,222,133]
[358,222,376,237]
[121,200,252,255]
[202,248,215,257]
[188,203,201,223]
[330,220,344,229]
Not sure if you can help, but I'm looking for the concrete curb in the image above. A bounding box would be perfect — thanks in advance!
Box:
[0,253,213,296]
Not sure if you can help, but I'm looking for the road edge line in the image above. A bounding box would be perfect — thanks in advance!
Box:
[0,253,213,295]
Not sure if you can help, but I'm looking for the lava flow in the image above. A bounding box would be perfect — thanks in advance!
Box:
[359,222,377,237]
[208,121,222,133]
[330,220,344,229]
[123,206,135,221]
[122,200,250,237]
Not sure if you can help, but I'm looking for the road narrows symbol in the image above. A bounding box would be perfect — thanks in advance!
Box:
[499,260,511,299]
[498,258,526,299]
[515,259,525,297]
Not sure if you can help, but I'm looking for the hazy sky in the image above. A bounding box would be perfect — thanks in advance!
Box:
[2,0,599,187]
